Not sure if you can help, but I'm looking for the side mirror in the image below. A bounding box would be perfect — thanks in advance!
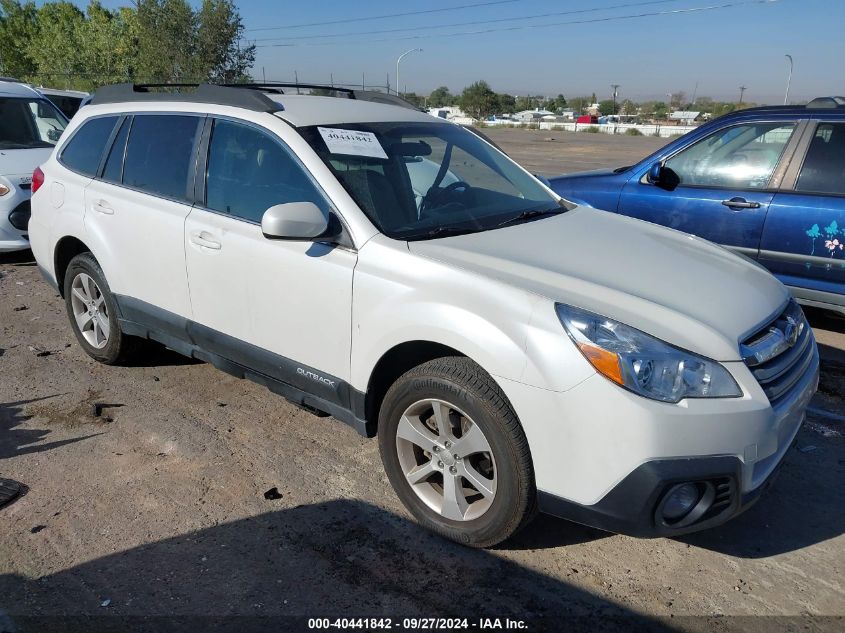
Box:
[647,161,663,185]
[261,202,328,240]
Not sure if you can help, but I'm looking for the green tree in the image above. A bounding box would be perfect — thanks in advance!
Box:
[74,2,137,89]
[598,99,618,116]
[194,0,254,83]
[135,0,195,82]
[428,85,453,107]
[568,96,590,114]
[550,93,567,112]
[27,1,86,88]
[0,0,37,79]
[620,99,637,115]
[514,95,542,112]
[496,92,515,114]
[458,80,498,120]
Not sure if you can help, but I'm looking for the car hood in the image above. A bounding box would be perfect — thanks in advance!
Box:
[0,147,53,177]
[408,207,788,361]
[551,167,618,181]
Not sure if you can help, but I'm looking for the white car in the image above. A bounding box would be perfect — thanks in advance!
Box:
[29,83,819,546]
[37,87,90,119]
[0,80,68,253]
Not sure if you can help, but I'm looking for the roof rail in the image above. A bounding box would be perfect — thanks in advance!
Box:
[89,83,284,113]
[221,82,424,111]
[806,96,845,109]
[221,81,354,96]
[88,81,425,113]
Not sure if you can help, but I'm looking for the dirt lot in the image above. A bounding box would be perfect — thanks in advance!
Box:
[1,130,843,632]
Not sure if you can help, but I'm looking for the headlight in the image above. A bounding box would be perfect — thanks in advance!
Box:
[556,304,741,403]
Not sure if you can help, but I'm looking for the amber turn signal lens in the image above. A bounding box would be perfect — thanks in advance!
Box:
[577,343,624,385]
[0,184,9,196]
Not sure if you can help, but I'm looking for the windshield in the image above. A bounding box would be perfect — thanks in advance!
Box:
[298,121,561,240]
[0,98,68,150]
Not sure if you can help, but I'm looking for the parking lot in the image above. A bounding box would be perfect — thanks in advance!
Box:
[1,130,843,629]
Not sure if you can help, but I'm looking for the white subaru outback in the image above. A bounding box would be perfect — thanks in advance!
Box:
[29,83,819,547]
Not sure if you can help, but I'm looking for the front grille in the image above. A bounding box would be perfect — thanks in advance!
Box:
[8,200,30,231]
[741,300,814,406]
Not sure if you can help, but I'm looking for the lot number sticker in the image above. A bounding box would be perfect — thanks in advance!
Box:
[318,127,388,159]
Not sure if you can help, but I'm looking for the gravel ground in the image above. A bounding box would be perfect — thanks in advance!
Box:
[0,130,843,632]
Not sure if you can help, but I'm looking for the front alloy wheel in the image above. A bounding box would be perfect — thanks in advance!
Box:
[396,398,497,522]
[379,357,536,547]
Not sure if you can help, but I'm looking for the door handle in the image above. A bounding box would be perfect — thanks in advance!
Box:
[93,199,114,215]
[189,231,221,250]
[721,197,761,209]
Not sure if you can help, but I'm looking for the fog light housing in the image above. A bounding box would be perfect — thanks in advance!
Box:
[8,203,30,231]
[662,483,701,521]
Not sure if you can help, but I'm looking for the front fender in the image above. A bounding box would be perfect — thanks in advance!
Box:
[350,236,594,393]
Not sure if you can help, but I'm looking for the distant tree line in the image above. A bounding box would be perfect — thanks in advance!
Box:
[0,0,254,91]
[405,82,758,122]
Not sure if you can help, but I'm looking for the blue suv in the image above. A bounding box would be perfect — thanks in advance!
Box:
[549,97,845,316]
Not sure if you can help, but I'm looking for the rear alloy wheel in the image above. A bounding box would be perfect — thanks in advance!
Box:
[63,253,137,365]
[379,357,536,547]
[69,272,110,349]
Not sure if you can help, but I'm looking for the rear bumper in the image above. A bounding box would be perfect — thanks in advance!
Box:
[0,237,29,253]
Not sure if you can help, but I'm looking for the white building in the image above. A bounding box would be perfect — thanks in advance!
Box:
[512,109,556,122]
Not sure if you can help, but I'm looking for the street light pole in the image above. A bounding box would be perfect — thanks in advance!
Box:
[784,54,793,105]
[396,48,422,97]
[611,84,620,115]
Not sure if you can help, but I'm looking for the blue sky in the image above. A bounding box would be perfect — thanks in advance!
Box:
[64,0,843,103]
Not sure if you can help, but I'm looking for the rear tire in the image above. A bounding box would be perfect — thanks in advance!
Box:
[378,356,536,547]
[63,253,136,365]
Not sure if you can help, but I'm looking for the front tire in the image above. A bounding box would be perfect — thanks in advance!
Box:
[63,253,136,365]
[378,357,536,547]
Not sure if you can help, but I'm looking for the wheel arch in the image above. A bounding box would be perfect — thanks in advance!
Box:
[364,339,516,436]
[53,235,94,297]
[364,340,466,434]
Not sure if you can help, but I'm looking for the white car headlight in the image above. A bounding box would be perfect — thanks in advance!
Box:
[556,304,742,403]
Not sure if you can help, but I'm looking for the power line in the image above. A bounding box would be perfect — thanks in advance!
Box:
[254,0,782,48]
[245,0,522,33]
[252,0,685,43]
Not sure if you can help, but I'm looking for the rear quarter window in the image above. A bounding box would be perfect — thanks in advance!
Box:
[60,116,118,177]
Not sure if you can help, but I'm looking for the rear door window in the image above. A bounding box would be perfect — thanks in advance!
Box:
[795,123,845,195]
[123,115,201,201]
[60,116,118,177]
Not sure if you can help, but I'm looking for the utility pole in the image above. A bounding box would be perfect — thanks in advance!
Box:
[611,84,620,115]
[784,55,793,105]
[739,85,747,105]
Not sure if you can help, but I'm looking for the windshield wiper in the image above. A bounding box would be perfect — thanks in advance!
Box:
[494,207,565,229]
[405,225,478,241]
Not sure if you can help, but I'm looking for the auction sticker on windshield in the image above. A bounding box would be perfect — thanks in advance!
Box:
[318,127,388,159]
